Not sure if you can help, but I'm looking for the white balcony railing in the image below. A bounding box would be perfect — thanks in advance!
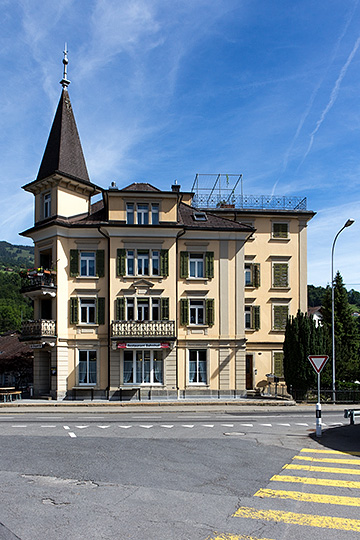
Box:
[111,320,175,338]
[21,319,56,338]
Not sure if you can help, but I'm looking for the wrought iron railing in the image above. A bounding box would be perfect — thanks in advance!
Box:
[21,319,56,338]
[192,194,307,211]
[21,272,57,293]
[111,320,175,338]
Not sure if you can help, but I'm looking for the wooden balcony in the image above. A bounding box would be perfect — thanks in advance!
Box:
[20,319,56,342]
[111,320,176,339]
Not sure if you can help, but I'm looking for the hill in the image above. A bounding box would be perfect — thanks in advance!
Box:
[0,241,34,271]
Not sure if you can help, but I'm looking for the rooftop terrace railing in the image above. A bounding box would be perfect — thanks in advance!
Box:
[192,194,307,211]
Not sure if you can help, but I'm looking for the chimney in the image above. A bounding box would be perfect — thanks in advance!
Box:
[171,180,180,192]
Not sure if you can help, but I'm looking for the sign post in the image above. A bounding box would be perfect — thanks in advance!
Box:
[308,355,329,437]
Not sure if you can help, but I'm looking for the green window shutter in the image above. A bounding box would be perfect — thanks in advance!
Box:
[273,305,288,330]
[117,249,126,277]
[70,297,78,324]
[205,298,215,327]
[96,250,105,277]
[180,298,189,326]
[274,352,284,377]
[273,263,288,288]
[116,297,125,320]
[273,223,288,238]
[160,250,169,277]
[97,297,105,325]
[160,297,169,320]
[253,305,260,330]
[253,263,260,288]
[205,251,214,278]
[69,249,79,277]
[180,252,189,279]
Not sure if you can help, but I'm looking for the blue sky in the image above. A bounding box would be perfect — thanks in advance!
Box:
[1,0,359,288]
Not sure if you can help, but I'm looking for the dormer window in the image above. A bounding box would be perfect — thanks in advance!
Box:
[126,202,160,225]
[43,192,51,219]
[193,212,207,221]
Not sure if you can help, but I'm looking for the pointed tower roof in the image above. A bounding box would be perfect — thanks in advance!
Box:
[35,47,90,184]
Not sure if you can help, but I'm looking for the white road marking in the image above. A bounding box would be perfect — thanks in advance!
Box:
[118,425,132,429]
[182,424,194,428]
[63,426,70,430]
[161,425,174,428]
[68,432,77,438]
[12,425,27,428]
[261,423,272,427]
[241,423,254,427]
[75,425,89,429]
[202,424,214,428]
[221,424,234,427]
[140,425,153,429]
[97,425,111,429]
[41,425,56,428]
[295,423,309,426]
[278,423,291,426]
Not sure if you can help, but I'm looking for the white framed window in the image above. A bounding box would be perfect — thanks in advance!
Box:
[245,306,252,329]
[123,350,163,384]
[189,300,205,325]
[245,263,260,287]
[245,305,260,330]
[189,253,204,278]
[126,203,160,225]
[43,192,51,219]
[189,350,207,384]
[79,350,97,385]
[125,250,160,277]
[151,204,159,225]
[117,297,166,321]
[272,304,289,331]
[272,222,288,239]
[80,251,96,277]
[272,262,289,288]
[80,298,96,324]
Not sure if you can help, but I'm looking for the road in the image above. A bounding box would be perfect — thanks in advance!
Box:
[0,406,359,540]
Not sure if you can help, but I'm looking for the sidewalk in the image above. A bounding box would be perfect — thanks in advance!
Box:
[0,397,351,414]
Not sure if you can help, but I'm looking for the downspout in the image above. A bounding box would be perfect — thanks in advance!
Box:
[175,189,186,399]
[98,221,111,399]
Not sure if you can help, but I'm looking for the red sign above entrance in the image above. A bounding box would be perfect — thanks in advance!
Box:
[117,342,170,349]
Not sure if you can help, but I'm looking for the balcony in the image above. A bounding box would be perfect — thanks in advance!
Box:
[20,270,57,297]
[20,319,56,342]
[111,320,176,339]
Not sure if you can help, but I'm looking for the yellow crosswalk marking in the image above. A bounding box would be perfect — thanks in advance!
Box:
[207,535,275,540]
[284,463,360,475]
[233,506,360,531]
[300,448,360,456]
[255,488,360,506]
[294,455,360,466]
[271,474,360,489]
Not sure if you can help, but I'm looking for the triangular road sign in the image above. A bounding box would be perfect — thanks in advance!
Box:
[308,355,329,374]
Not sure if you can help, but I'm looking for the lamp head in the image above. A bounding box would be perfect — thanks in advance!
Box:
[345,218,355,227]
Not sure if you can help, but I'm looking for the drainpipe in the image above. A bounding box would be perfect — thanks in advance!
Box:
[175,226,186,399]
[98,225,111,398]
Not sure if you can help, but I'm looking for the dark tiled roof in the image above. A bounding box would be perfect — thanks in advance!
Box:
[36,89,90,184]
[178,202,254,231]
[121,183,161,192]
[0,333,33,363]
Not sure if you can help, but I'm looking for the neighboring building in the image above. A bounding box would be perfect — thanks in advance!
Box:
[19,56,314,400]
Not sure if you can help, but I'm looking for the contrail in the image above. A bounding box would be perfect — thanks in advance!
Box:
[300,35,360,165]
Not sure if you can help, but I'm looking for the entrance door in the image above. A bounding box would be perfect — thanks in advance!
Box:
[246,355,253,390]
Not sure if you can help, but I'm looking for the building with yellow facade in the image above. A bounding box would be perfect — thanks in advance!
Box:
[20,60,314,400]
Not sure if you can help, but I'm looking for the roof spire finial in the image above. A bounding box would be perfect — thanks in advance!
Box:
[60,44,70,89]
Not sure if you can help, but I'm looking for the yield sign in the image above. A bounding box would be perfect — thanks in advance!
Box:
[308,355,329,374]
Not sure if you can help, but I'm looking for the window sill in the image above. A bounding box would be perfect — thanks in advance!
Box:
[75,276,100,280]
[185,278,209,283]
[270,287,290,291]
[270,329,286,333]
[187,383,208,387]
[269,238,290,242]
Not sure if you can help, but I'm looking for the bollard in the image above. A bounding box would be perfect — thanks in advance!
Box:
[316,402,322,437]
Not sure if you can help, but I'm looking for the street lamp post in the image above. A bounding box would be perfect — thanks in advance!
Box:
[331,218,355,402]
